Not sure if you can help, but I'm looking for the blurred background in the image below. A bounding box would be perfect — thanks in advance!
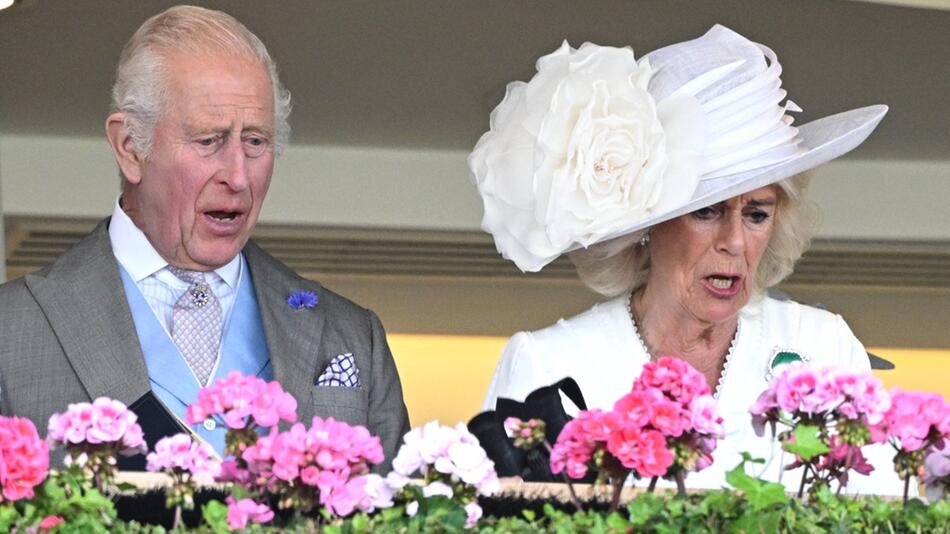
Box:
[2,0,948,426]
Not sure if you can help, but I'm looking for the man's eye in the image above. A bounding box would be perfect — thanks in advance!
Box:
[243,136,270,157]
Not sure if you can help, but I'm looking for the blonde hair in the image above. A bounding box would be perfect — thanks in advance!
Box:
[111,5,292,159]
[570,174,816,297]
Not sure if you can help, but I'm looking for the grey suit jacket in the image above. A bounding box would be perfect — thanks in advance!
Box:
[0,219,409,471]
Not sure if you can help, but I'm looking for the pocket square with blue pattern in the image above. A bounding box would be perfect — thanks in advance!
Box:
[315,353,361,388]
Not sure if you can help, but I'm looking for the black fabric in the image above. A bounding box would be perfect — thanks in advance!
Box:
[117,391,188,471]
[468,378,595,483]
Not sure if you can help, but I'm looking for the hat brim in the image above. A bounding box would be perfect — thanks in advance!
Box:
[583,104,888,248]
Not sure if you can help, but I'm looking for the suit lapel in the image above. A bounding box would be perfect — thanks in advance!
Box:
[243,241,326,422]
[25,220,151,406]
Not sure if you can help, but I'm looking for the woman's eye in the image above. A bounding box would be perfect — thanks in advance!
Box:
[692,207,719,220]
[746,210,771,224]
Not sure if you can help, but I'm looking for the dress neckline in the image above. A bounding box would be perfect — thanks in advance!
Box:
[626,290,740,400]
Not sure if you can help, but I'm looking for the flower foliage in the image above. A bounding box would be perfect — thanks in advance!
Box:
[550,357,723,487]
[0,416,49,503]
[750,364,891,494]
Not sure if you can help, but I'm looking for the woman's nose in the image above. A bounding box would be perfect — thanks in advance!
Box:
[716,213,746,255]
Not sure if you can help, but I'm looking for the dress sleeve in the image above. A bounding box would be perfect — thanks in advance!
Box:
[481,331,553,412]
[833,312,872,371]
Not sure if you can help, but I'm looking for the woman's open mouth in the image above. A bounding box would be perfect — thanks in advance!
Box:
[704,275,742,297]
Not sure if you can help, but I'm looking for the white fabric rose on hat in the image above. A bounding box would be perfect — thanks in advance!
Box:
[469,41,705,272]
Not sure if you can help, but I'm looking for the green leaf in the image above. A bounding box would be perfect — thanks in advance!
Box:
[784,425,831,461]
[201,499,230,534]
[521,509,536,521]
[725,456,789,511]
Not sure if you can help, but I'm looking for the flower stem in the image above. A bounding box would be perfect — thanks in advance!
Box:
[647,476,658,494]
[797,464,809,499]
[903,474,910,504]
[173,505,182,531]
[609,475,624,512]
[543,440,583,512]
[674,471,686,497]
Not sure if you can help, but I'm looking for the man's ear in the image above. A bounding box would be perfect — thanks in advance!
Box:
[105,113,144,185]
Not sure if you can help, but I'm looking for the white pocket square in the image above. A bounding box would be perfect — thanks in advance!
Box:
[315,353,361,388]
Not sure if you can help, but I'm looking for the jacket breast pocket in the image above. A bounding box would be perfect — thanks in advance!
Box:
[310,386,369,426]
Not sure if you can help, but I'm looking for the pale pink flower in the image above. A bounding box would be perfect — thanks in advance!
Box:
[46,398,145,456]
[226,497,273,529]
[0,416,49,502]
[146,433,221,483]
[360,473,395,511]
[923,441,950,502]
[392,421,499,497]
[422,480,454,498]
[690,395,724,437]
[405,500,419,517]
[464,501,483,528]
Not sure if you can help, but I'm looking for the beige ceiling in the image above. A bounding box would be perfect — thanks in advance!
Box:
[1,0,948,160]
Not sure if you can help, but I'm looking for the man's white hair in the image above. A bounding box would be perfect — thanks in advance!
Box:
[111,5,292,160]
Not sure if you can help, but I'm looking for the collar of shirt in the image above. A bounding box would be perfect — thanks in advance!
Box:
[108,195,241,288]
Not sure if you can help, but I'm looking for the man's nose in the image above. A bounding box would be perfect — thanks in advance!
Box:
[219,138,250,191]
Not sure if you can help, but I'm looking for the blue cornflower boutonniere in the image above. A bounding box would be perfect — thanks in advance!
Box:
[287,290,319,310]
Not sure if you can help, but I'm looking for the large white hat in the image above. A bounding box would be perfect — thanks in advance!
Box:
[469,25,887,272]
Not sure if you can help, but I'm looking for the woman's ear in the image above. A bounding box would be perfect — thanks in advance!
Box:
[105,113,144,185]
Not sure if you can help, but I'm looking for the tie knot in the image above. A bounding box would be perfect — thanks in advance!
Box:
[168,266,207,286]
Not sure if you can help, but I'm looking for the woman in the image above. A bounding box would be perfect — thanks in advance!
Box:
[470,25,902,493]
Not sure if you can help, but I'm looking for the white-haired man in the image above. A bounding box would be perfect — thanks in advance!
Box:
[0,5,409,471]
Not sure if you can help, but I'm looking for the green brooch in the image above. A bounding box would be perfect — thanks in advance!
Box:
[766,348,807,381]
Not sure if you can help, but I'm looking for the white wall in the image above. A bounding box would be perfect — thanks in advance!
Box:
[2,134,948,240]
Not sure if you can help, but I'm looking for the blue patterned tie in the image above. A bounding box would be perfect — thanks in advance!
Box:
[168,267,223,386]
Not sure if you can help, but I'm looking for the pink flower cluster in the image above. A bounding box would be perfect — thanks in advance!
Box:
[551,357,724,481]
[869,388,950,452]
[389,421,500,497]
[47,397,146,456]
[146,433,221,483]
[0,416,49,502]
[240,416,385,517]
[185,371,297,430]
[750,365,892,434]
[226,496,274,530]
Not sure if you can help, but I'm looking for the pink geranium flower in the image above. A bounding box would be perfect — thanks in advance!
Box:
[226,496,274,529]
[0,416,49,502]
[185,371,297,431]
[146,433,221,483]
[239,416,385,517]
[552,357,722,487]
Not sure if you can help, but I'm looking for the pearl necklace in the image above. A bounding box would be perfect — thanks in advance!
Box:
[626,290,739,399]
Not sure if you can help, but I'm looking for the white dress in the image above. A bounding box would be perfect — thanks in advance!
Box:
[482,295,908,496]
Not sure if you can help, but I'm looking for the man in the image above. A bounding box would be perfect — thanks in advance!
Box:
[0,6,409,470]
